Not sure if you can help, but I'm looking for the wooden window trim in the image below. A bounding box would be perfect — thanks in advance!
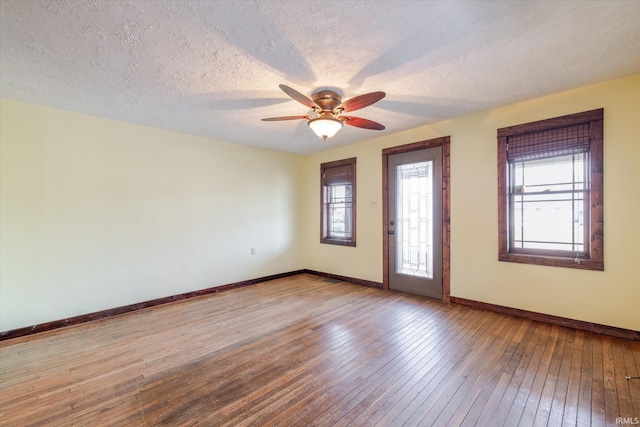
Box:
[320,157,357,247]
[498,109,604,271]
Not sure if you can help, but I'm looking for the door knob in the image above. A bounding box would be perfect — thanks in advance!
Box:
[389,230,395,235]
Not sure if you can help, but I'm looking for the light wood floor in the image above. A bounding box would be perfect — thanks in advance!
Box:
[1,274,638,426]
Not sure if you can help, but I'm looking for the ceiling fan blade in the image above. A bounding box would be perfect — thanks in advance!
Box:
[340,116,385,130]
[279,84,320,110]
[335,91,385,113]
[262,115,310,121]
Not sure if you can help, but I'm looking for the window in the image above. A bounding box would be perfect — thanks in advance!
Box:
[498,109,603,270]
[321,158,356,246]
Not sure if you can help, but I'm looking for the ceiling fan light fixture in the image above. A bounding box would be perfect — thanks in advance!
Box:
[263,85,385,140]
[308,117,343,141]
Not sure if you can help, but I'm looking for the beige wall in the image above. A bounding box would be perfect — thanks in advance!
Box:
[2,74,638,333]
[0,99,304,331]
[302,74,640,331]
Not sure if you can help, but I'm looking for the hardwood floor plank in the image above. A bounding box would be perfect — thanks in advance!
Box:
[390,311,507,426]
[458,320,536,427]
[531,327,571,426]
[330,306,478,426]
[1,274,638,426]
[611,339,636,422]
[225,292,426,426]
[623,343,640,419]
[418,316,523,426]
[219,304,410,422]
[479,321,543,426]
[277,299,473,426]
[592,336,608,426]
[283,295,447,426]
[501,323,555,426]
[518,326,565,426]
[332,306,476,425]
[561,330,585,427]
[577,333,594,427]
[330,305,481,426]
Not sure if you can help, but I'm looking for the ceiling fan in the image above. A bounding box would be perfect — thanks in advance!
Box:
[262,84,386,141]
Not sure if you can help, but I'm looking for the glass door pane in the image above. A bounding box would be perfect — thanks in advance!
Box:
[395,161,433,279]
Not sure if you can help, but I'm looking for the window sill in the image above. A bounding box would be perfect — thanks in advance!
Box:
[499,253,604,271]
[321,238,356,247]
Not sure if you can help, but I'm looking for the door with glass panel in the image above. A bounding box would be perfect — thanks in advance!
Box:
[388,147,443,298]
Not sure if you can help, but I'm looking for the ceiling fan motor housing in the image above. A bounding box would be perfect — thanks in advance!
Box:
[312,91,343,113]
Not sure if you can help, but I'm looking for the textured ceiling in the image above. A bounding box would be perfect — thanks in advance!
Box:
[1,0,639,155]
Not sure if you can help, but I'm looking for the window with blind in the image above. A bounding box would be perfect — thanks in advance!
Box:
[321,158,356,246]
[497,109,604,270]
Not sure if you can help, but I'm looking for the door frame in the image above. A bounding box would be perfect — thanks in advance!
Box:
[382,136,451,302]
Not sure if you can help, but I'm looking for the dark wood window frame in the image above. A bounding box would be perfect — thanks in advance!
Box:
[498,109,604,271]
[321,157,357,247]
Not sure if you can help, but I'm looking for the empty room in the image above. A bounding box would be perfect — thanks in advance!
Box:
[1,1,639,426]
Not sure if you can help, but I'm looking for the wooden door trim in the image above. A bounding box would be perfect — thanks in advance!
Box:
[382,136,451,302]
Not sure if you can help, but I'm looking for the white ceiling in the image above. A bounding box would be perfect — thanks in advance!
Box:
[1,1,639,155]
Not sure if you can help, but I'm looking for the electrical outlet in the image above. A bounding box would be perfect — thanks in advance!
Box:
[250,247,256,255]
